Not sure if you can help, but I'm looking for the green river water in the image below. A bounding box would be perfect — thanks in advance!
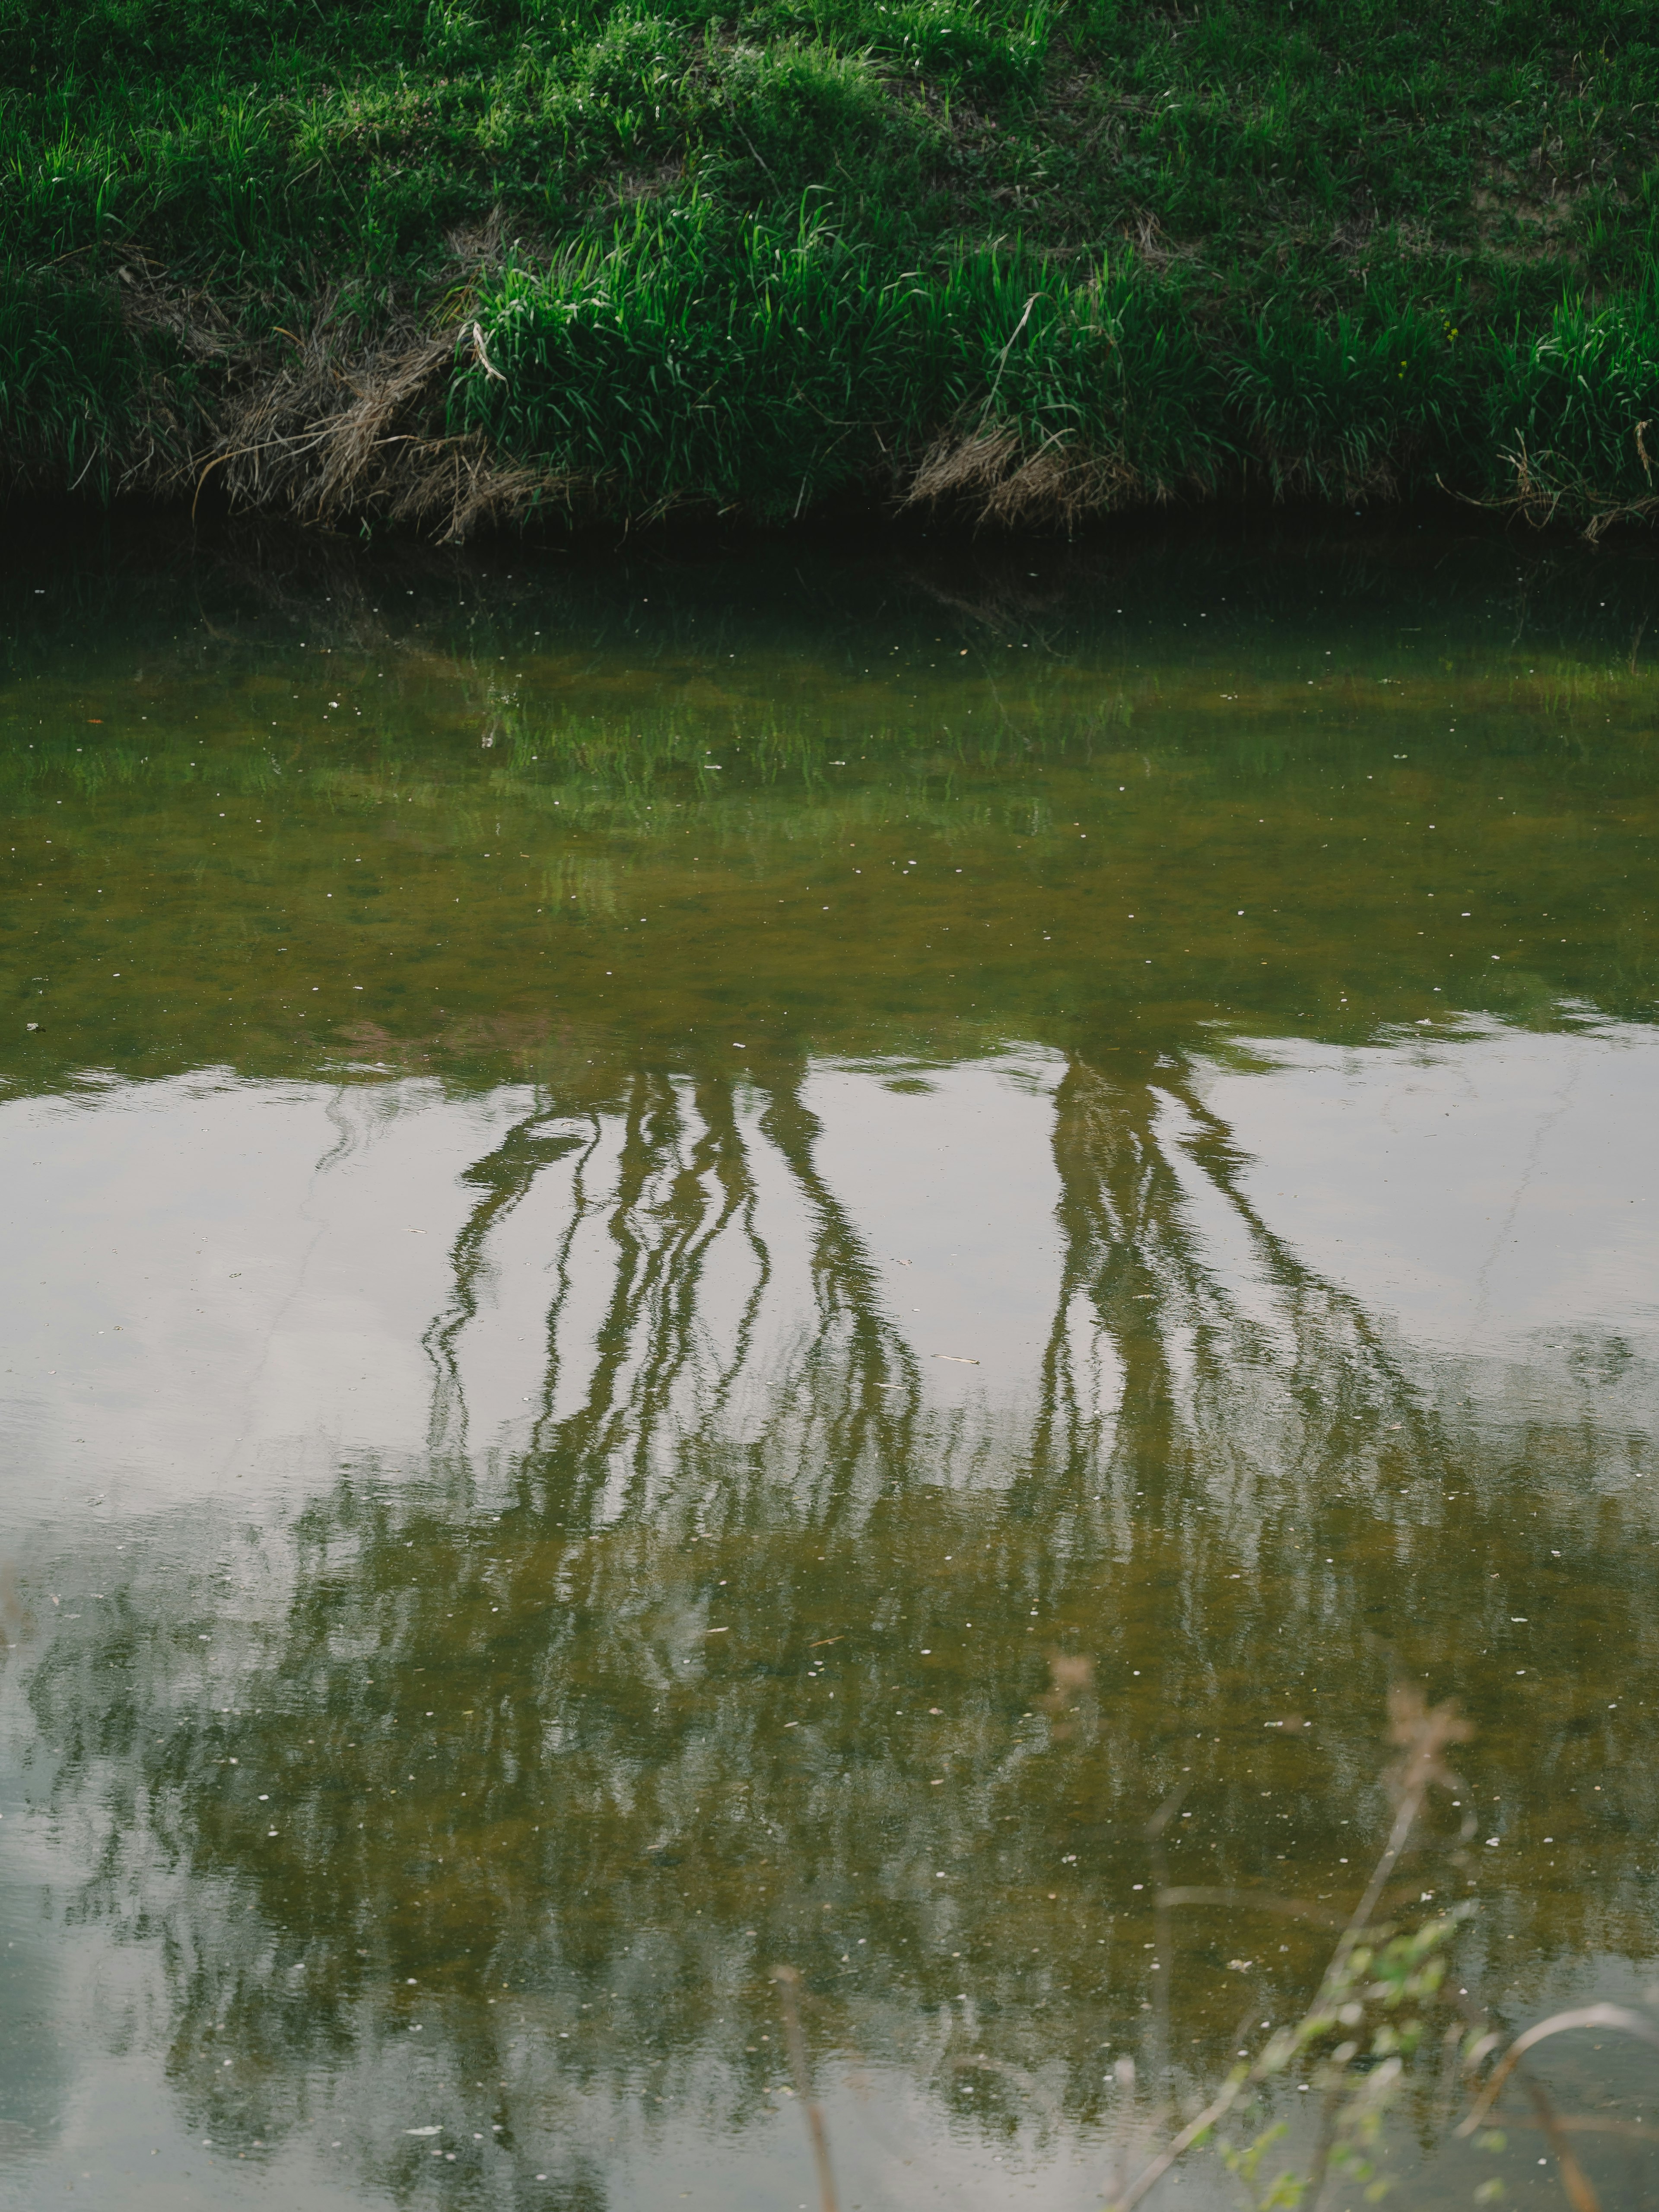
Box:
[1,518,1657,2212]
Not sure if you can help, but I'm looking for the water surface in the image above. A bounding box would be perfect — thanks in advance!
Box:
[3,521,1659,2210]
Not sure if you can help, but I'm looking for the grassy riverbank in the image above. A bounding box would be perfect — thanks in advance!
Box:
[4,0,1659,533]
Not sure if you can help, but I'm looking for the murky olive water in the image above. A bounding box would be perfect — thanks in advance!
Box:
[3,520,1659,2211]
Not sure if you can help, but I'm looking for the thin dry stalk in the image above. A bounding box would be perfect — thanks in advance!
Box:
[1105,1687,1471,2212]
[1522,2072,1602,2212]
[1456,2004,1659,2137]
[772,1964,839,2212]
[1446,1993,1634,2210]
[1322,1686,1472,1995]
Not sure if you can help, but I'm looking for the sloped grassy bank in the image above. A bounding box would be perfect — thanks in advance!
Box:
[4,0,1659,535]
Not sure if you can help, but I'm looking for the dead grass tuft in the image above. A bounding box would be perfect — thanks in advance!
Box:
[903,423,1154,531]
[1458,429,1659,542]
[179,311,575,540]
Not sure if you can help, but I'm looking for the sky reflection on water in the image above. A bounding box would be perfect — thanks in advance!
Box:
[2,522,1658,2210]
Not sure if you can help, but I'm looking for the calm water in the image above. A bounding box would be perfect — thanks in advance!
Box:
[2,520,1658,2211]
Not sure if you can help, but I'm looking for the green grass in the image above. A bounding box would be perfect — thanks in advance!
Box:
[3,0,1659,528]
[456,203,1228,516]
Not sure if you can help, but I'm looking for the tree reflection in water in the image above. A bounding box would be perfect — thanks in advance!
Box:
[24,1041,1659,2207]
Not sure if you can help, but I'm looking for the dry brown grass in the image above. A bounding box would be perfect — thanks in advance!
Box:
[902,422,1154,531]
[1459,426,1659,542]
[177,311,574,540]
[30,228,586,541]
